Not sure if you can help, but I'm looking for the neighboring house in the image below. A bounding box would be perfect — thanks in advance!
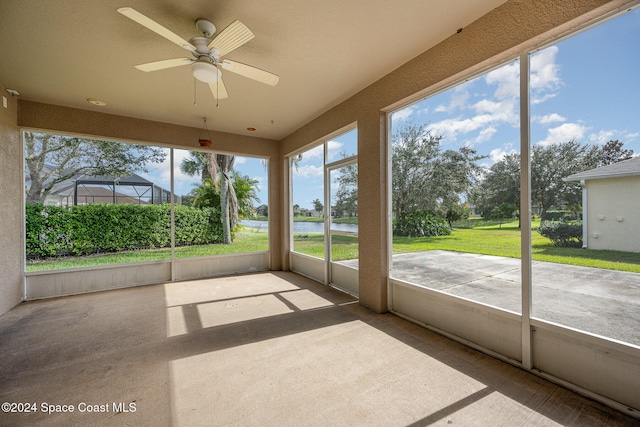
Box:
[565,156,640,253]
[299,208,323,218]
[26,166,176,207]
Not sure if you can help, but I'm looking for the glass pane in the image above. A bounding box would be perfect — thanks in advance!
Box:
[174,150,269,257]
[291,144,325,259]
[327,128,357,163]
[24,132,170,271]
[390,59,522,313]
[530,10,640,346]
[330,163,358,263]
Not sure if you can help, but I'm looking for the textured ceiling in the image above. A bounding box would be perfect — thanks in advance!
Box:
[0,0,506,140]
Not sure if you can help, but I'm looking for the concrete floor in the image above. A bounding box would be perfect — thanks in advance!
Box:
[0,271,638,426]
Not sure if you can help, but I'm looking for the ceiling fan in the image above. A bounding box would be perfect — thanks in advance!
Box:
[117,7,279,99]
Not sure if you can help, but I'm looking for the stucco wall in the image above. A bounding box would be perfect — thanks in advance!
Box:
[586,176,640,252]
[0,83,23,316]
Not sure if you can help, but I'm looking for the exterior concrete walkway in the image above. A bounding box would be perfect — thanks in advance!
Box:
[386,250,640,345]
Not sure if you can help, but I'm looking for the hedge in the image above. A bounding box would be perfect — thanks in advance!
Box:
[393,210,452,237]
[26,203,225,258]
[537,220,583,247]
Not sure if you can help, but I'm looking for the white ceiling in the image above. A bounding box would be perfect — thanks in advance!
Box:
[0,0,506,140]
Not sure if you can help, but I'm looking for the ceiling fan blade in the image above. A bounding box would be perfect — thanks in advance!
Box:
[208,20,254,56]
[135,58,193,72]
[209,78,229,99]
[117,7,195,50]
[221,60,279,86]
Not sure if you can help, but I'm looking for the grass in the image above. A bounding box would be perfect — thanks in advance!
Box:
[393,219,640,273]
[292,234,359,260]
[26,229,268,272]
[27,220,640,273]
[287,216,358,224]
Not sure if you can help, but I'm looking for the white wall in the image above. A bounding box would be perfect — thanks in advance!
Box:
[586,176,640,252]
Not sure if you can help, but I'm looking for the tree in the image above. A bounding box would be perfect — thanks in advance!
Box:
[599,140,634,166]
[180,151,239,244]
[180,151,211,181]
[312,199,323,213]
[192,178,221,209]
[333,163,358,218]
[442,202,470,228]
[23,131,166,203]
[491,202,517,228]
[232,171,260,219]
[531,141,600,219]
[468,152,521,224]
[392,121,485,231]
[208,154,236,244]
[256,204,269,217]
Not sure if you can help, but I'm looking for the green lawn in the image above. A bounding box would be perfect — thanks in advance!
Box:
[393,219,640,273]
[289,216,358,224]
[26,220,640,273]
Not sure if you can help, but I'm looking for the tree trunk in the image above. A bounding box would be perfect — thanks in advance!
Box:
[220,171,232,244]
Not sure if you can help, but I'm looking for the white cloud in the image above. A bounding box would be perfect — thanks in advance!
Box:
[435,85,470,114]
[392,106,414,121]
[530,46,562,105]
[531,93,558,105]
[588,130,616,144]
[624,131,639,142]
[489,144,517,163]
[293,164,323,178]
[536,113,566,124]
[326,140,344,161]
[234,156,247,165]
[537,122,587,146]
[485,60,519,100]
[475,126,497,144]
[530,46,561,90]
[300,144,324,160]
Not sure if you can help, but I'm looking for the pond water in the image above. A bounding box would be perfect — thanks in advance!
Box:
[240,219,358,233]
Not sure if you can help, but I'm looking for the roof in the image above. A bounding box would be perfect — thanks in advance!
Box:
[565,156,640,182]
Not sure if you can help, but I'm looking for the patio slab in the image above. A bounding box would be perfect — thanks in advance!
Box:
[383,250,640,345]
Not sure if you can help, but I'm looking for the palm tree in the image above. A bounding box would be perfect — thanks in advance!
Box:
[208,154,236,244]
[232,171,260,220]
[181,151,237,244]
[180,151,211,181]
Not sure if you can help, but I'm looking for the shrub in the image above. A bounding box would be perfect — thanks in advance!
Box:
[537,220,583,247]
[394,210,451,237]
[26,203,226,259]
[544,210,573,221]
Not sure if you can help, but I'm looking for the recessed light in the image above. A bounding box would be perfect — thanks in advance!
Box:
[87,98,107,106]
[246,127,256,132]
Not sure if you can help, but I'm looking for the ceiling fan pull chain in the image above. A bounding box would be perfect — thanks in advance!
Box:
[193,77,197,106]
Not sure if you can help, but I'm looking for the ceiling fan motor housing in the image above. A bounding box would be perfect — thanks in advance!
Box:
[195,18,216,38]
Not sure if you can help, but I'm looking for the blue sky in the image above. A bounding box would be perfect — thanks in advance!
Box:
[392,7,639,166]
[141,150,270,205]
[143,7,639,211]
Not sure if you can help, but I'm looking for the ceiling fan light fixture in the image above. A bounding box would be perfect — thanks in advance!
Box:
[191,60,221,83]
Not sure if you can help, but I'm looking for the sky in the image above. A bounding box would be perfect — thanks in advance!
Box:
[392,7,640,169]
[140,150,270,206]
[140,7,639,212]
